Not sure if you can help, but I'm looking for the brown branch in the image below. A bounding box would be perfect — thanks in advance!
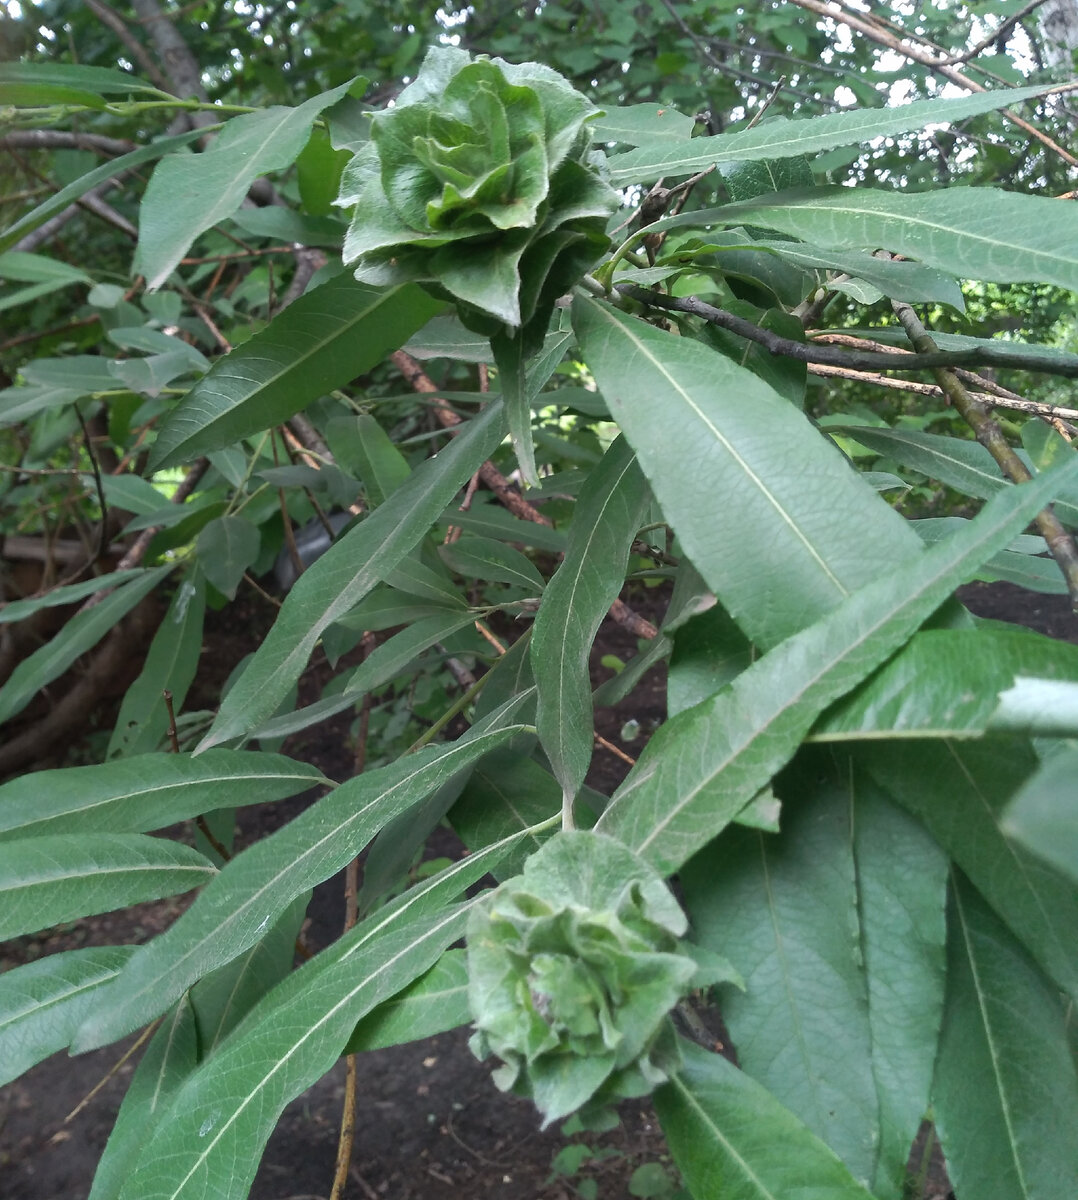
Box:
[82,0,173,91]
[618,285,1078,380]
[892,298,1078,608]
[807,361,1078,423]
[1,130,136,155]
[391,348,657,640]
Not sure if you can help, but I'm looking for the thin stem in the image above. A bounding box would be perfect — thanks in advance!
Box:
[892,299,1078,609]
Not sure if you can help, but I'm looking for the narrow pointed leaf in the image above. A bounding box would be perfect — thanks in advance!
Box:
[0,569,151,622]
[195,517,259,600]
[345,948,469,1052]
[436,497,568,553]
[118,902,474,1200]
[573,296,918,650]
[850,769,948,1199]
[0,565,171,727]
[606,85,1054,184]
[596,461,1078,873]
[0,946,135,1087]
[149,276,444,469]
[0,834,216,940]
[492,328,538,487]
[74,725,521,1050]
[862,739,1078,997]
[251,608,480,740]
[682,760,878,1182]
[933,874,1078,1200]
[107,574,207,758]
[135,82,355,289]
[438,535,545,590]
[655,1038,875,1200]
[532,435,648,802]
[200,401,507,747]
[0,750,327,841]
[88,996,199,1200]
[0,61,160,97]
[1004,745,1078,884]
[813,626,1078,741]
[681,186,1078,292]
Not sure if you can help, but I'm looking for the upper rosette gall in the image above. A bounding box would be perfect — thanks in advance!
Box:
[337,47,618,353]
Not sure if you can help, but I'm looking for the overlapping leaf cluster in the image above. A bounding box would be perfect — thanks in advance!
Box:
[466,832,704,1125]
[338,46,617,351]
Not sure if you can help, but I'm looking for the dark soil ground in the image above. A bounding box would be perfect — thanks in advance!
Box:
[2,578,1075,1199]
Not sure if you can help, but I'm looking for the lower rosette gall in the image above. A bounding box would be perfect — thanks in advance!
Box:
[466,831,729,1126]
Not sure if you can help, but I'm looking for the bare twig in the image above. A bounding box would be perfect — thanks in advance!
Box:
[892,298,1078,607]
[807,361,1078,422]
[618,285,1078,380]
[1,130,136,155]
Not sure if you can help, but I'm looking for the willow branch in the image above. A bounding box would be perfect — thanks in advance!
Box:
[1,130,136,155]
[892,299,1078,608]
[807,362,1078,423]
[617,285,1078,380]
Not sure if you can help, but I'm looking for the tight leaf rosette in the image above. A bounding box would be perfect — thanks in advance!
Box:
[467,831,726,1126]
[337,46,618,352]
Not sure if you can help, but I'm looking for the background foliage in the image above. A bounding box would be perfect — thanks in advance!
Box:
[3,2,1078,1199]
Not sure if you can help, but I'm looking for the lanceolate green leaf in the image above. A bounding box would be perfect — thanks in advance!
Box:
[933,874,1078,1200]
[654,1038,875,1200]
[200,401,507,747]
[107,573,207,758]
[345,948,469,1052]
[605,85,1055,184]
[0,565,172,727]
[88,997,199,1200]
[0,946,135,1087]
[250,608,481,740]
[532,435,649,804]
[682,759,878,1182]
[149,276,445,470]
[0,61,161,98]
[813,626,1078,741]
[0,569,150,623]
[135,81,356,289]
[683,187,1078,292]
[74,726,522,1051]
[0,834,216,941]
[118,902,474,1200]
[573,296,918,651]
[861,739,1078,998]
[195,517,259,600]
[439,535,546,590]
[849,768,948,1200]
[1003,745,1078,884]
[596,464,1078,874]
[0,749,327,841]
